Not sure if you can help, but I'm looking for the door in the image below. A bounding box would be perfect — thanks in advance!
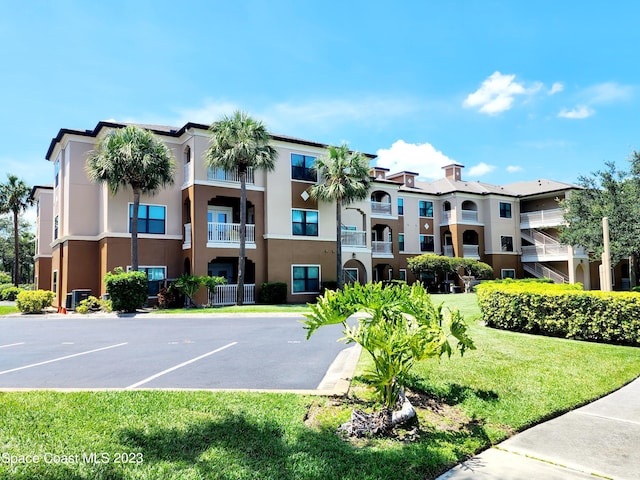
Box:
[208,206,233,241]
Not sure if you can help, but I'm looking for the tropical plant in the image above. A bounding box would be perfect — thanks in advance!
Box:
[86,125,176,271]
[310,144,371,290]
[205,111,278,305]
[303,282,474,435]
[15,289,54,313]
[0,174,33,286]
[174,274,204,308]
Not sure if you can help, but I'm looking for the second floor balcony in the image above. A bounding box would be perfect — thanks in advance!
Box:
[372,240,393,257]
[207,222,255,247]
[341,230,366,247]
[520,208,565,229]
[207,166,255,184]
[371,200,392,216]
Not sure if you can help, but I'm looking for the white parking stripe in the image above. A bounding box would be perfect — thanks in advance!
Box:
[0,342,25,349]
[0,343,128,375]
[126,342,238,389]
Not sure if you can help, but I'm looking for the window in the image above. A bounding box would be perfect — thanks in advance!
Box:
[292,209,318,236]
[399,269,407,282]
[344,268,358,284]
[501,236,514,252]
[501,269,516,279]
[420,234,435,252]
[54,158,60,187]
[500,202,512,218]
[53,216,59,240]
[419,200,433,217]
[129,204,166,234]
[291,153,317,182]
[398,233,405,252]
[292,265,320,293]
[397,198,404,215]
[52,270,58,293]
[127,266,166,296]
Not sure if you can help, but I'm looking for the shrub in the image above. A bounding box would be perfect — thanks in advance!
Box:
[476,281,640,345]
[104,267,148,313]
[16,290,55,314]
[0,285,22,301]
[157,283,182,309]
[0,272,11,284]
[75,295,112,314]
[259,282,288,304]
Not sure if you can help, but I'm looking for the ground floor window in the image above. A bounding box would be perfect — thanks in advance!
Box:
[399,269,407,282]
[292,265,320,294]
[344,268,358,284]
[52,270,58,293]
[128,266,166,296]
[501,269,516,279]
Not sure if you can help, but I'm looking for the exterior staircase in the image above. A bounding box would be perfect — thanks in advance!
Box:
[523,262,569,284]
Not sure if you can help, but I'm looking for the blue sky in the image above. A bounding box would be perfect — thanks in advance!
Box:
[1,0,639,195]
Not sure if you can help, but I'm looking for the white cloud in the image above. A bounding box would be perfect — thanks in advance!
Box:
[463,71,542,115]
[549,82,564,95]
[375,140,456,179]
[468,162,496,177]
[506,165,523,173]
[583,82,634,104]
[558,105,594,119]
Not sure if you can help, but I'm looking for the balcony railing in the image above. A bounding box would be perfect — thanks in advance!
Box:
[207,166,254,184]
[208,222,255,244]
[208,284,255,306]
[520,208,565,229]
[183,163,192,185]
[463,244,480,258]
[372,241,393,255]
[461,209,478,223]
[341,230,366,247]
[443,245,454,257]
[371,201,392,216]
[521,244,570,260]
[442,211,452,225]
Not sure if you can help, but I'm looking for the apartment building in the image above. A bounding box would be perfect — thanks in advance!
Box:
[36,120,594,308]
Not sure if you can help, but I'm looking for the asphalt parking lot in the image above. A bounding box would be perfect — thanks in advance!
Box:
[0,313,355,392]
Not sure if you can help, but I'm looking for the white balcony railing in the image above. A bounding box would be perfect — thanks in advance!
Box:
[441,211,452,225]
[461,209,479,223]
[463,244,480,258]
[207,167,254,184]
[208,222,255,244]
[183,163,192,185]
[208,284,255,306]
[443,245,454,257]
[183,223,192,248]
[371,201,392,216]
[341,230,366,247]
[521,244,570,260]
[520,208,566,229]
[372,241,393,255]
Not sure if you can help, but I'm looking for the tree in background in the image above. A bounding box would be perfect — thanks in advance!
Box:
[560,158,640,288]
[205,111,277,305]
[310,144,371,290]
[0,174,33,286]
[86,125,176,271]
[0,217,35,285]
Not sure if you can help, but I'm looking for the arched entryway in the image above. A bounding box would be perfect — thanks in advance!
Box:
[344,259,367,285]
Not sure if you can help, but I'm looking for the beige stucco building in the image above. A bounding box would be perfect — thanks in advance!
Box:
[35,120,596,308]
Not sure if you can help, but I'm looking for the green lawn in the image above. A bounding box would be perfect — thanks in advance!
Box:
[0,305,18,315]
[1,293,640,479]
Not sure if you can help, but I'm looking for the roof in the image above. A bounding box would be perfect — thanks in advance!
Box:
[45,121,377,161]
[503,179,581,197]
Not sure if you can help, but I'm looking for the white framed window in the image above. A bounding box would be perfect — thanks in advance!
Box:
[292,209,318,236]
[291,153,317,182]
[344,268,358,284]
[399,269,407,282]
[501,236,514,252]
[52,270,58,293]
[501,269,516,279]
[499,202,512,218]
[127,266,166,296]
[292,265,320,294]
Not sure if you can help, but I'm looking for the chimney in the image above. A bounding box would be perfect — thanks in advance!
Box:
[443,163,464,181]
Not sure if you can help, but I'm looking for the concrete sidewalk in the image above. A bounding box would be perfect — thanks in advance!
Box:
[437,376,640,479]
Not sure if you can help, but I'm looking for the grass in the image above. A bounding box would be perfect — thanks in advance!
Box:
[1,293,640,479]
[0,305,18,315]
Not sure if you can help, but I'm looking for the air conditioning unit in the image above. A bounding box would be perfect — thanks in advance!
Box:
[70,289,91,310]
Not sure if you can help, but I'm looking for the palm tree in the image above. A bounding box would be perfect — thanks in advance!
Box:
[86,125,176,271]
[205,111,277,305]
[310,144,371,290]
[0,174,33,286]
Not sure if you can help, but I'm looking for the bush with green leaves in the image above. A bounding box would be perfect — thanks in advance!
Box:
[0,272,11,284]
[15,290,55,313]
[103,267,148,313]
[0,284,22,301]
[476,280,640,345]
[259,282,287,304]
[304,282,475,409]
[75,295,112,314]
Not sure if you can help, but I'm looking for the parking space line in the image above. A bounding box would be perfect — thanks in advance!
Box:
[0,342,25,349]
[126,342,238,389]
[0,343,128,375]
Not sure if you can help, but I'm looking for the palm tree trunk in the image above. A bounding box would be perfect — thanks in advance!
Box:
[336,199,343,290]
[131,189,140,271]
[13,210,19,286]
[237,169,247,305]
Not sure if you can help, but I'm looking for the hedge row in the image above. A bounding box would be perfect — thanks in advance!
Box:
[476,280,640,346]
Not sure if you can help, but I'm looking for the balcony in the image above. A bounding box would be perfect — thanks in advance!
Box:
[207,222,255,247]
[461,209,478,223]
[341,230,366,247]
[183,163,192,185]
[520,208,565,229]
[521,244,570,262]
[443,245,454,257]
[463,244,480,259]
[207,167,254,184]
[371,201,392,216]
[372,241,393,257]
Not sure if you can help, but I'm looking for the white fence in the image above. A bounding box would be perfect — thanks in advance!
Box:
[207,167,254,184]
[208,284,255,306]
[208,222,255,243]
